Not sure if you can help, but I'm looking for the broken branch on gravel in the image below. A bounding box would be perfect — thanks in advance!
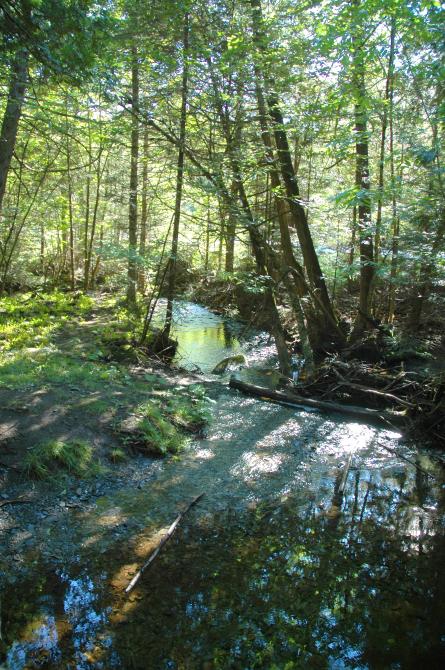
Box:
[125,492,204,594]
[0,495,32,508]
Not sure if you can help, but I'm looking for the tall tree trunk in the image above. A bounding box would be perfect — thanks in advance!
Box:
[408,207,445,330]
[250,0,339,336]
[0,49,29,217]
[205,197,210,272]
[225,180,237,272]
[65,99,75,291]
[387,48,400,324]
[138,126,149,293]
[83,174,91,287]
[374,21,396,267]
[163,12,189,340]
[126,43,139,307]
[348,205,357,293]
[350,0,374,339]
[40,221,45,273]
[84,150,106,291]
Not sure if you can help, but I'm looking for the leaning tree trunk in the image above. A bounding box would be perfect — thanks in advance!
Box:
[206,55,293,375]
[234,176,293,377]
[250,0,341,349]
[0,48,29,217]
[126,43,139,307]
[163,12,189,340]
[253,73,340,360]
[145,107,297,376]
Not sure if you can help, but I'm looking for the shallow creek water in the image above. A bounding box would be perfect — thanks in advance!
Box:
[150,299,278,373]
[1,303,444,669]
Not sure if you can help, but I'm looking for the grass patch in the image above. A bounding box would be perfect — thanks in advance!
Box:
[79,397,113,415]
[108,447,127,463]
[163,384,211,431]
[0,347,130,392]
[24,439,101,479]
[134,403,187,456]
[119,386,211,457]
[0,291,93,353]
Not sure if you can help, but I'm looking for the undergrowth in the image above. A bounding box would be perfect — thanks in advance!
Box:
[0,291,134,391]
[163,384,211,430]
[1,291,212,465]
[135,403,186,455]
[124,386,211,456]
[0,291,93,352]
[24,439,101,479]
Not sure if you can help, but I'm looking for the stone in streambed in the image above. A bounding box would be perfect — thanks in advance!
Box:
[212,354,246,374]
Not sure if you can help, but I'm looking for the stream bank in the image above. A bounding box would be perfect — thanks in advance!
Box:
[1,298,444,669]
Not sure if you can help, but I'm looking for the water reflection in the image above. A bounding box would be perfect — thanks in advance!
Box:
[3,571,116,670]
[150,300,274,372]
[6,615,60,670]
[112,468,444,670]
[1,302,444,668]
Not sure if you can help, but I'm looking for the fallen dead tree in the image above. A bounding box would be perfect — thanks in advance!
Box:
[230,359,445,445]
[229,376,406,428]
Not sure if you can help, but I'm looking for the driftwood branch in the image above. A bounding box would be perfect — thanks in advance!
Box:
[125,493,204,594]
[331,369,416,408]
[338,453,353,497]
[0,494,31,508]
[229,376,406,428]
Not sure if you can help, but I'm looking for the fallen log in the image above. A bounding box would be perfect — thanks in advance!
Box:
[229,376,406,428]
[125,493,204,594]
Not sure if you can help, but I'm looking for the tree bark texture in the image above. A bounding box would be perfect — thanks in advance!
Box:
[127,43,139,307]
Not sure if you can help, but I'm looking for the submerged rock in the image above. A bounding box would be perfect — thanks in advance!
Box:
[212,354,246,374]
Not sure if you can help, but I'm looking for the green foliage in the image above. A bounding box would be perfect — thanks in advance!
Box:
[24,439,100,479]
[230,271,271,295]
[162,384,212,430]
[123,385,211,457]
[108,447,127,463]
[133,402,188,456]
[0,291,93,353]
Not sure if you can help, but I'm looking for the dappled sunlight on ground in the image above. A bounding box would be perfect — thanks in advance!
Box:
[1,300,444,668]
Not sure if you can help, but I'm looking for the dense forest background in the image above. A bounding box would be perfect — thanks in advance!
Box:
[0,0,444,369]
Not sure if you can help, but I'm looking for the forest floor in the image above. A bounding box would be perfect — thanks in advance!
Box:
[0,292,215,583]
[1,292,444,667]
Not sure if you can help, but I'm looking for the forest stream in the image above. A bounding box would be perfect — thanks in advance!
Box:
[1,302,444,670]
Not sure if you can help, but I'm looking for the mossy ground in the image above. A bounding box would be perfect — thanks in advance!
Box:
[0,291,211,475]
